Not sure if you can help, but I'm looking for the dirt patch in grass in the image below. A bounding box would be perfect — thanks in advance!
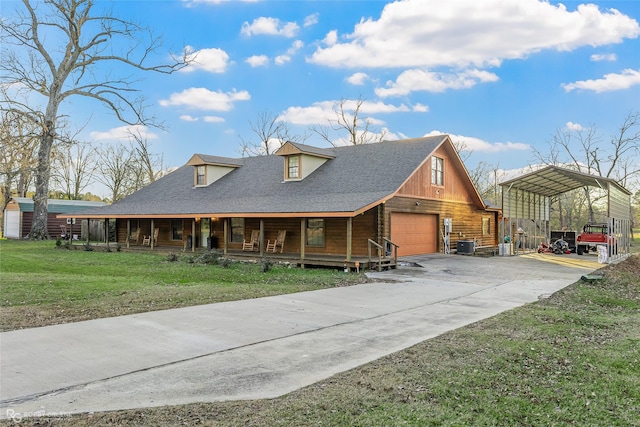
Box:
[5,255,639,427]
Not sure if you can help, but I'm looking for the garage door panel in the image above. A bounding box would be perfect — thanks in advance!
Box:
[391,213,437,256]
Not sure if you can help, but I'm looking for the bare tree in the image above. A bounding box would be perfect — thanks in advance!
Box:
[533,111,640,224]
[311,97,388,146]
[240,110,308,156]
[95,143,136,203]
[50,140,96,200]
[128,128,164,186]
[0,0,188,239]
[0,111,39,214]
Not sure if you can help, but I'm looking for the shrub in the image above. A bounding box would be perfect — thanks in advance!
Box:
[261,257,273,273]
[55,238,62,247]
[116,243,121,252]
[195,250,221,265]
[221,257,232,269]
[166,252,179,262]
[83,242,94,252]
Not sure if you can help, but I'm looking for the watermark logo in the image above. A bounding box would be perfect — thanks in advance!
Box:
[6,408,71,423]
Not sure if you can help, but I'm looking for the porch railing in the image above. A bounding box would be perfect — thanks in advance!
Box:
[368,238,399,271]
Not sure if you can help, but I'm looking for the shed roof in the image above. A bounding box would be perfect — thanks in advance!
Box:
[8,198,107,213]
[499,165,631,197]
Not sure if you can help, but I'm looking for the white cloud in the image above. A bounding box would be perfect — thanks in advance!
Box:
[241,17,299,37]
[246,55,269,67]
[159,87,250,111]
[89,125,158,142]
[323,30,338,46]
[309,0,640,69]
[424,130,530,153]
[275,40,304,65]
[180,115,199,122]
[346,72,370,86]
[275,55,290,65]
[304,13,319,27]
[204,116,225,123]
[278,99,417,125]
[590,53,617,62]
[565,121,584,131]
[412,103,429,113]
[562,69,640,93]
[181,46,230,73]
[376,69,499,97]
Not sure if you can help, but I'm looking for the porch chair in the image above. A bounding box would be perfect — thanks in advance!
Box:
[242,229,260,251]
[129,228,140,245]
[59,224,69,239]
[266,230,286,253]
[143,228,159,246]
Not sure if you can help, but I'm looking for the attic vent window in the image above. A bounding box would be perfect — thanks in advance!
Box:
[287,156,299,179]
[196,166,206,186]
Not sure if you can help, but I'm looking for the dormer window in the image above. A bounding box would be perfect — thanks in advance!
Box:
[196,166,206,186]
[276,141,335,182]
[187,154,243,187]
[287,156,299,179]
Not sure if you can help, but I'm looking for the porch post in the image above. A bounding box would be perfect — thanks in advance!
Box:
[300,219,306,266]
[104,218,109,248]
[346,217,352,261]
[85,218,89,244]
[259,219,264,256]
[126,219,131,248]
[192,220,196,252]
[150,219,155,250]
[223,219,228,255]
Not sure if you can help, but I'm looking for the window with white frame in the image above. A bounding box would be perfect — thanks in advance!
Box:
[431,156,443,186]
[196,166,206,186]
[287,156,299,179]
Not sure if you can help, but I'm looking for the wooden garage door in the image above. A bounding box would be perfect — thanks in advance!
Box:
[391,213,437,256]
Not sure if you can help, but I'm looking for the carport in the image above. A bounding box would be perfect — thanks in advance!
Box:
[499,165,631,263]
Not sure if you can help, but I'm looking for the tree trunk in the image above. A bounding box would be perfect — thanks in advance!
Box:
[29,121,55,240]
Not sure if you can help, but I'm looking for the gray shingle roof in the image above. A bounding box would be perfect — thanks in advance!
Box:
[78,136,448,217]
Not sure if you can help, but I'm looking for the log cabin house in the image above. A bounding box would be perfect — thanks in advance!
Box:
[59,135,499,269]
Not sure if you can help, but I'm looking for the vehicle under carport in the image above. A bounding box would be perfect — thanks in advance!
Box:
[499,165,631,263]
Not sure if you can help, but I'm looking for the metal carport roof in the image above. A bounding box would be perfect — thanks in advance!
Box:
[499,165,631,198]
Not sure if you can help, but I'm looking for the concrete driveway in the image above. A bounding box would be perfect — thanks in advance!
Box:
[0,253,599,419]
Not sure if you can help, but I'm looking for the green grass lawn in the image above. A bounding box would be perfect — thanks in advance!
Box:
[0,240,367,330]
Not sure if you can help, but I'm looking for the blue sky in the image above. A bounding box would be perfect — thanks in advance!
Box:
[4,0,640,195]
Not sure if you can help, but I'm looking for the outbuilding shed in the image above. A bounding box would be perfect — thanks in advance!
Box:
[3,197,107,239]
[500,166,631,263]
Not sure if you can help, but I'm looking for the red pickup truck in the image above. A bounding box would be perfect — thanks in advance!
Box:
[575,223,614,255]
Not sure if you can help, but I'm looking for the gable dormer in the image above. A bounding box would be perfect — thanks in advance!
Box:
[275,142,334,181]
[187,154,243,187]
